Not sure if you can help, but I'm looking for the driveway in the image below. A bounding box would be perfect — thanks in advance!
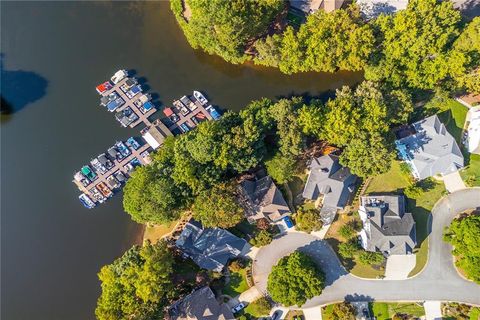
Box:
[443,171,466,193]
[252,188,480,307]
[384,254,416,280]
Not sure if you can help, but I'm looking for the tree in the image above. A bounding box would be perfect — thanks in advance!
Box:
[294,208,323,234]
[95,241,175,320]
[358,251,384,266]
[332,302,356,320]
[267,251,325,307]
[265,152,297,184]
[340,132,394,178]
[171,0,285,64]
[192,183,244,228]
[365,0,462,90]
[444,215,480,283]
[451,17,480,94]
[298,101,325,137]
[338,240,360,259]
[249,229,273,247]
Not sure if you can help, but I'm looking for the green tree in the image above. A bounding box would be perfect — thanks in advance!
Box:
[265,152,297,184]
[298,101,325,137]
[338,240,360,259]
[267,251,325,306]
[294,208,323,234]
[192,183,244,228]
[270,97,305,156]
[332,302,356,320]
[171,0,285,63]
[95,241,175,320]
[339,224,355,239]
[365,0,462,89]
[444,215,480,283]
[249,229,273,247]
[358,251,384,266]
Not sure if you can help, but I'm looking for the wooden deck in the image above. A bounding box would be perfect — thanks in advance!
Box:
[167,101,213,132]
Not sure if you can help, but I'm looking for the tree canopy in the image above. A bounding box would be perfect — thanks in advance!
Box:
[294,208,323,234]
[267,251,325,306]
[444,215,480,283]
[171,0,285,63]
[95,241,175,320]
[192,182,244,228]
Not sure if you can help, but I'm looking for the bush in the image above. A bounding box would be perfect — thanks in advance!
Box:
[338,240,360,259]
[358,251,384,266]
[265,152,297,184]
[249,230,273,247]
[404,183,422,198]
[246,297,272,317]
[256,218,270,230]
[229,258,247,272]
[294,208,323,233]
[399,162,412,175]
[332,302,356,320]
[339,224,356,239]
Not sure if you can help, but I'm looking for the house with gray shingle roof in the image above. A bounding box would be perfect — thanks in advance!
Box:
[175,220,248,272]
[395,115,464,180]
[238,176,291,223]
[168,286,234,320]
[359,195,416,255]
[302,154,357,223]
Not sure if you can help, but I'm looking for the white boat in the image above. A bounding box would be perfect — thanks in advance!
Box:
[110,69,128,84]
[79,193,96,209]
[193,90,208,105]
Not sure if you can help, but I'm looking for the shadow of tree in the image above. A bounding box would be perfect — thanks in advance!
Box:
[406,199,432,250]
[344,293,375,302]
[1,54,48,117]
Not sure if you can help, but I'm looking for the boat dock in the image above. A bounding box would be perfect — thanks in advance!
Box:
[74,70,222,209]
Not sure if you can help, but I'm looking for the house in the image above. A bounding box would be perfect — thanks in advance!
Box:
[356,0,408,18]
[141,118,173,149]
[289,0,344,14]
[302,154,357,224]
[395,115,464,180]
[466,107,480,154]
[358,195,416,255]
[238,176,291,224]
[168,286,234,320]
[175,220,248,272]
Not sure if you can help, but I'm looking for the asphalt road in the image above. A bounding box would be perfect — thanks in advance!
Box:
[252,188,480,307]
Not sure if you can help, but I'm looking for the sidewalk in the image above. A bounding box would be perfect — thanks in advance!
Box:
[424,301,442,320]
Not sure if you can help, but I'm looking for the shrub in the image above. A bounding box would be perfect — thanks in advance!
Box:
[338,240,360,259]
[339,224,356,239]
[332,302,356,320]
[249,230,273,247]
[229,258,247,272]
[294,208,323,233]
[358,251,384,266]
[246,297,272,317]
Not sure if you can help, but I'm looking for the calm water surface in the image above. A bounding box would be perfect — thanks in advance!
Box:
[1,2,362,319]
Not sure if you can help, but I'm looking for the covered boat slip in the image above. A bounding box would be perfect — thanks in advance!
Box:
[167,101,213,132]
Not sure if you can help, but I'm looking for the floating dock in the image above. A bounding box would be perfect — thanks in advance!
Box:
[74,70,222,208]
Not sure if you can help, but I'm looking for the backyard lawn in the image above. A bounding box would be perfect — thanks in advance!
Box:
[143,220,179,243]
[366,160,411,194]
[370,302,425,320]
[223,268,249,297]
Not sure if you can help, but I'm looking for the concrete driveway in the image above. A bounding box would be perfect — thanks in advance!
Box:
[384,254,416,280]
[252,188,480,307]
[443,171,466,193]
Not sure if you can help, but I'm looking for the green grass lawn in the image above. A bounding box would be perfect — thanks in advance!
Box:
[370,302,425,319]
[366,160,411,194]
[470,307,480,320]
[223,268,249,297]
[321,304,335,320]
[461,153,480,187]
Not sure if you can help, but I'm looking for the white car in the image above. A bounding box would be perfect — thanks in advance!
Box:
[231,303,245,314]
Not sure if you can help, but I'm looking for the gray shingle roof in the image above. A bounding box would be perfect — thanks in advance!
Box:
[168,286,234,320]
[302,154,357,209]
[396,115,464,180]
[360,195,416,255]
[238,176,291,222]
[175,220,247,272]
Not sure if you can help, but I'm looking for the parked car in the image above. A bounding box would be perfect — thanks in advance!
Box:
[231,303,245,314]
[283,216,294,228]
[271,310,281,320]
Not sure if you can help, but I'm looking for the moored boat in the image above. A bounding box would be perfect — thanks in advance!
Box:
[206,105,221,120]
[111,69,128,84]
[97,182,113,198]
[81,165,97,181]
[96,81,113,95]
[193,90,208,105]
[79,193,96,209]
[90,187,106,203]
[115,141,131,157]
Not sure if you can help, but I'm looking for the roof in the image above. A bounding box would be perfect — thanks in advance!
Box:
[141,119,173,150]
[175,220,247,272]
[289,0,344,13]
[396,115,464,179]
[168,286,234,320]
[467,107,480,154]
[357,0,408,18]
[359,195,416,255]
[239,176,291,222]
[302,154,357,209]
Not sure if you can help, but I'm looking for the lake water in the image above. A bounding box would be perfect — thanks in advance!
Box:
[0,2,362,319]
